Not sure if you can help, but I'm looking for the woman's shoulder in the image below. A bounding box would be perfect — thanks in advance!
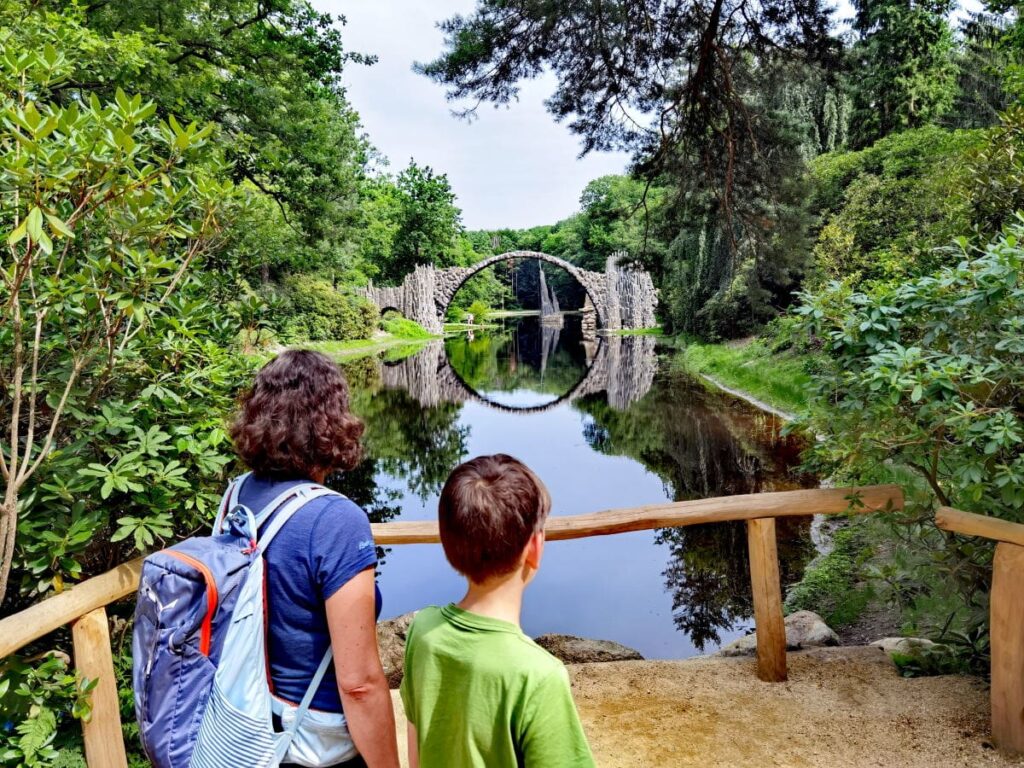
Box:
[296,491,370,532]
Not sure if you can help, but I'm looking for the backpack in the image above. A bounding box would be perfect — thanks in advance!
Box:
[132,473,357,768]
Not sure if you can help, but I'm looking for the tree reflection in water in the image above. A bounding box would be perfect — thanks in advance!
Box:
[576,371,816,650]
[331,320,816,652]
[444,315,591,403]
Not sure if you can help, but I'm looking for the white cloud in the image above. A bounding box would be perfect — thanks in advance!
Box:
[316,0,630,230]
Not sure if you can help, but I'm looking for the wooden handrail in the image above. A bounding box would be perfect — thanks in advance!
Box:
[0,557,144,659]
[936,506,1024,547]
[373,485,903,544]
[0,485,901,657]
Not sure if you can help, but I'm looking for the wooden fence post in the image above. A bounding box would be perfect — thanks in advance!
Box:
[991,541,1024,753]
[747,517,787,682]
[71,607,128,768]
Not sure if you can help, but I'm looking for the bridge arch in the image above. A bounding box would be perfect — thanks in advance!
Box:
[362,251,657,335]
[439,336,607,415]
[434,251,608,328]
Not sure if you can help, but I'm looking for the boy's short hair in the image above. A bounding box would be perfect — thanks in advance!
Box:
[438,454,552,583]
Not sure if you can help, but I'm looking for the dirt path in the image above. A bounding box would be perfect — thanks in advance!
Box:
[391,646,1023,767]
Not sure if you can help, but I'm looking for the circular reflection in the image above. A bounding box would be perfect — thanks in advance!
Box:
[443,314,594,411]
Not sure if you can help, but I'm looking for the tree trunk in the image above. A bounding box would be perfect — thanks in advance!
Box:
[0,495,17,607]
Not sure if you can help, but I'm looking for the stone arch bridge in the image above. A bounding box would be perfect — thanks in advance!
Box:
[362,251,658,334]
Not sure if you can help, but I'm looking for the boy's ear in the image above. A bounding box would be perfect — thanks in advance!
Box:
[524,529,545,571]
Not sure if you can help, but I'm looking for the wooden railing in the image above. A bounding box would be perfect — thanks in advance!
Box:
[936,507,1024,754]
[0,485,903,768]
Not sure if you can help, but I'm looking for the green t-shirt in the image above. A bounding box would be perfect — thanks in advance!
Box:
[399,604,595,768]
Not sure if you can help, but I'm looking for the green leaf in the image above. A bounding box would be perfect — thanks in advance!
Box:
[7,218,27,246]
[36,228,53,255]
[45,213,74,239]
[26,206,43,242]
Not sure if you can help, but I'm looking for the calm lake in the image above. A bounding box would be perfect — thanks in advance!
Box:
[334,314,816,658]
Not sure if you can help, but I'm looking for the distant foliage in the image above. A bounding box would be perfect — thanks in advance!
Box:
[377,162,463,284]
[276,276,379,343]
[808,126,981,286]
[797,222,1024,664]
[848,0,958,148]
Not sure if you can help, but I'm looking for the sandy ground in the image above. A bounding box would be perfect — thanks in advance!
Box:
[390,646,1024,767]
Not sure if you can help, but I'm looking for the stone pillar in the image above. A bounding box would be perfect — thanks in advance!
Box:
[605,252,658,330]
[408,264,443,335]
[581,295,597,339]
[603,254,623,331]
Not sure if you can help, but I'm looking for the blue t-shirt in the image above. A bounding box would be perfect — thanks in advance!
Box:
[237,475,380,712]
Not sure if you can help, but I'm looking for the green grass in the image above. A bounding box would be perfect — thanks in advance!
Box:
[306,335,430,359]
[305,316,438,359]
[443,321,500,331]
[611,326,665,336]
[381,314,435,340]
[672,337,812,414]
[785,522,875,628]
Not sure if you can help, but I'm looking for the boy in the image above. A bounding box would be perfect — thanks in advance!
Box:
[400,454,596,768]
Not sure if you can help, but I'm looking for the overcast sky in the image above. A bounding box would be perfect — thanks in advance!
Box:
[314,0,631,231]
[312,0,895,231]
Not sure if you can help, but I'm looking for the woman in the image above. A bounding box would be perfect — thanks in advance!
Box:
[229,349,399,768]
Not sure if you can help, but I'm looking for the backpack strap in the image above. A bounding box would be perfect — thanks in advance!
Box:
[272,648,335,763]
[212,472,252,534]
[215,477,341,538]
[257,485,336,551]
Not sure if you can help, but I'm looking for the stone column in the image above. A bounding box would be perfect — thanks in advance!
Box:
[581,295,597,339]
[408,264,443,335]
[603,254,623,331]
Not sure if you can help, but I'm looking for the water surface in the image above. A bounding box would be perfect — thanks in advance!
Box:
[335,315,815,658]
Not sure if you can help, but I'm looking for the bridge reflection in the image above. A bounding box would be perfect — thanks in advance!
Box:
[379,332,659,413]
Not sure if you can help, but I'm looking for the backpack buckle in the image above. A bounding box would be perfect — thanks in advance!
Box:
[225,504,259,546]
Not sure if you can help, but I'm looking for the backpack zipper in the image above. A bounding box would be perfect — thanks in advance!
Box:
[165,550,218,656]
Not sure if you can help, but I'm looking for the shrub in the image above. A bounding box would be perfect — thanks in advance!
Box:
[466,300,490,321]
[796,220,1024,670]
[381,313,433,339]
[278,275,378,342]
[807,126,982,286]
[0,655,96,766]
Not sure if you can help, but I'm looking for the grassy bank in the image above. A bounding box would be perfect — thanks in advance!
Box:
[672,336,812,415]
[306,315,438,359]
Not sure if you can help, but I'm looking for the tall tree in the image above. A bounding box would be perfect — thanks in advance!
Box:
[382,162,463,283]
[66,0,372,254]
[419,0,839,220]
[848,0,958,147]
[946,13,1016,129]
[419,1,843,338]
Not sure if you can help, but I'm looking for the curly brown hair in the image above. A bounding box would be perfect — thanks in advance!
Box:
[230,349,364,479]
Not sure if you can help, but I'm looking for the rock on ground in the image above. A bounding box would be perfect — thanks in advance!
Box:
[718,610,839,656]
[871,637,938,656]
[377,611,416,688]
[534,634,644,664]
[390,646,1024,767]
